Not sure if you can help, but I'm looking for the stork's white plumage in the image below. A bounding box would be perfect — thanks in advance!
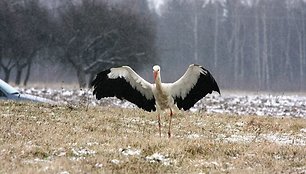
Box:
[92,64,220,137]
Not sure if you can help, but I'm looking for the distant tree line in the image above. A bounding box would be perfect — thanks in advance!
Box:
[158,0,306,91]
[0,0,157,87]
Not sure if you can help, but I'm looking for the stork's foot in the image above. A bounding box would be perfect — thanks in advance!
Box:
[168,131,171,138]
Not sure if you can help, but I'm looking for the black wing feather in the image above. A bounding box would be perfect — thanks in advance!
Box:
[91,69,156,111]
[174,67,220,110]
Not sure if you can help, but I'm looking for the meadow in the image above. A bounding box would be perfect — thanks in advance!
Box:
[1,101,306,173]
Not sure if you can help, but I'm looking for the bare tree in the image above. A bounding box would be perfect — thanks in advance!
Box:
[0,0,53,84]
[0,0,16,82]
[55,0,156,88]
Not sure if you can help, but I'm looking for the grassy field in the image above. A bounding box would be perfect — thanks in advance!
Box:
[0,101,306,174]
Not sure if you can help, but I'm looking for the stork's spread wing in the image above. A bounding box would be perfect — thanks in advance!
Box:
[91,66,156,111]
[168,64,220,110]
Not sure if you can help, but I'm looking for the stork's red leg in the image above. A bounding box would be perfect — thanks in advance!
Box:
[157,114,161,137]
[168,109,173,138]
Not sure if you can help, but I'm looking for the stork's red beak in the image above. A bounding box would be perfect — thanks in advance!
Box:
[153,71,158,81]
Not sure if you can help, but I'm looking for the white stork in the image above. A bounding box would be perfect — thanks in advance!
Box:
[91,64,220,137]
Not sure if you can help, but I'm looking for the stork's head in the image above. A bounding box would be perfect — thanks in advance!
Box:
[153,65,160,81]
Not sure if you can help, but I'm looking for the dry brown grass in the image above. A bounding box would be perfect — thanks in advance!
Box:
[1,101,306,174]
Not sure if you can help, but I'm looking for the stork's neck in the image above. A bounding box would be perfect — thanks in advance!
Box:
[154,74,162,87]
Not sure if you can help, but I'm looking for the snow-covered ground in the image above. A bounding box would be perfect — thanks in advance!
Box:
[17,88,306,118]
[195,93,306,118]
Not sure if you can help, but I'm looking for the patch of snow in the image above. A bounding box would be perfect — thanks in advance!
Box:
[53,148,66,157]
[263,133,306,146]
[119,146,141,156]
[57,152,66,157]
[235,122,245,127]
[210,161,220,166]
[187,133,201,139]
[59,171,70,174]
[95,163,103,168]
[71,147,96,156]
[69,156,85,161]
[189,108,198,112]
[111,159,120,165]
[86,142,99,146]
[62,90,73,96]
[217,133,306,146]
[300,128,306,133]
[145,153,172,166]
